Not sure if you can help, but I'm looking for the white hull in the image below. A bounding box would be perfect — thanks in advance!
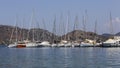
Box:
[80,42,95,47]
[51,44,57,47]
[102,36,120,47]
[8,42,17,48]
[8,44,17,48]
[57,43,64,47]
[72,43,80,47]
[64,43,72,47]
[26,42,38,48]
[102,43,120,47]
[38,41,51,47]
[57,43,72,47]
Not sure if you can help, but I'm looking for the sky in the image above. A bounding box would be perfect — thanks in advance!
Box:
[0,0,120,35]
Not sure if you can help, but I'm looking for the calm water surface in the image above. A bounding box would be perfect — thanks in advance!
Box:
[0,46,120,68]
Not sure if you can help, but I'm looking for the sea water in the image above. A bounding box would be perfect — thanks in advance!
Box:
[0,46,120,68]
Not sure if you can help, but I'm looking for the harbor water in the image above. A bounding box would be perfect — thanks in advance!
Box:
[0,46,120,68]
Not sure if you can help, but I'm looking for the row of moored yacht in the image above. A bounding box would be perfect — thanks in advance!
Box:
[8,36,120,48]
[8,40,100,48]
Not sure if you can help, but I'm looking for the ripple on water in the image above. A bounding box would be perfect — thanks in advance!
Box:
[0,47,120,68]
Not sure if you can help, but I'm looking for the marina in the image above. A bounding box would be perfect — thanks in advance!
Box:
[7,36,120,48]
[0,0,120,68]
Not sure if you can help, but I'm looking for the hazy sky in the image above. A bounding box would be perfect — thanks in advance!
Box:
[0,0,120,35]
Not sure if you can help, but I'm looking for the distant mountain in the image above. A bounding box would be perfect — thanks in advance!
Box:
[0,25,57,44]
[102,33,113,37]
[115,32,120,36]
[61,30,108,42]
[101,32,120,36]
[0,25,109,44]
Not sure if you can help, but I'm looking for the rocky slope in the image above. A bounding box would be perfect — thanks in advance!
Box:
[0,25,112,44]
[61,30,108,42]
[0,25,57,44]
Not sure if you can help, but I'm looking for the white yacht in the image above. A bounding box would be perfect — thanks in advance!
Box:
[26,42,37,48]
[80,39,97,47]
[38,41,51,47]
[51,43,57,47]
[72,41,80,47]
[8,42,17,48]
[102,36,120,47]
[8,41,27,48]
[58,40,72,47]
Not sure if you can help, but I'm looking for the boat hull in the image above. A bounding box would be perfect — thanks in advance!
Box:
[8,44,17,48]
[16,44,26,48]
[102,43,119,47]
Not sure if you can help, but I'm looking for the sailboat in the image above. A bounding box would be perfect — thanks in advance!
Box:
[51,16,58,47]
[8,17,26,48]
[8,24,18,48]
[8,42,17,48]
[58,12,72,47]
[71,15,80,47]
[37,18,51,47]
[37,19,50,47]
[25,10,38,48]
[102,36,120,47]
[8,16,25,48]
[80,11,96,47]
[81,20,99,47]
[102,12,120,47]
[16,18,28,48]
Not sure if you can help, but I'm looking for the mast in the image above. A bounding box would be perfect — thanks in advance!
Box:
[52,16,56,43]
[59,12,66,41]
[10,26,15,43]
[65,11,70,41]
[15,16,18,42]
[82,16,86,40]
[83,10,88,39]
[109,12,113,35]
[19,18,25,41]
[27,9,36,42]
[73,15,79,41]
[32,13,34,42]
[9,17,18,43]
[74,15,79,31]
[94,19,97,34]
[22,18,25,41]
[42,18,46,41]
[27,12,32,41]
[94,19,97,40]
[59,13,63,41]
[36,21,40,41]
[31,9,36,42]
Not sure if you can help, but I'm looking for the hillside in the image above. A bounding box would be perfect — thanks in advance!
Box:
[0,25,57,44]
[61,30,108,42]
[0,25,111,44]
[115,32,120,36]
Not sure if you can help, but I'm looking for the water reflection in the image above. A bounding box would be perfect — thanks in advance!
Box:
[1,47,120,68]
[105,48,120,68]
